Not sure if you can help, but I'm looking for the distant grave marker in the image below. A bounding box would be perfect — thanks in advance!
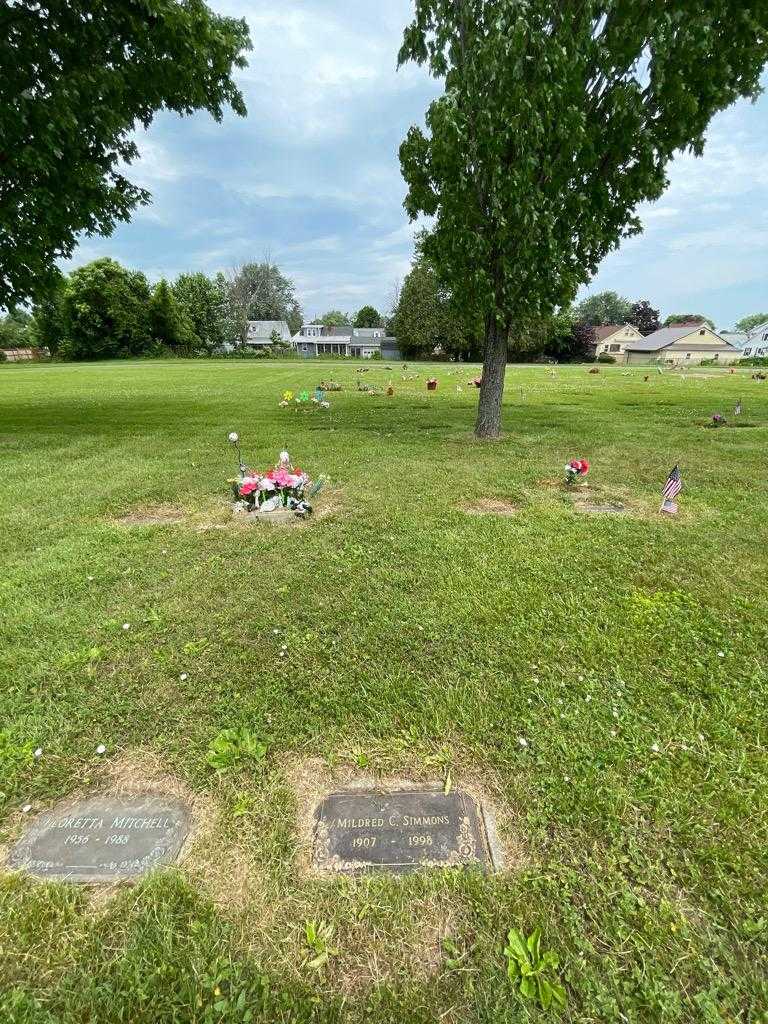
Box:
[8,795,191,882]
[312,789,494,874]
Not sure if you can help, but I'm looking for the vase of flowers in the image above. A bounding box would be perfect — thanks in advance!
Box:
[426,378,438,391]
[564,459,590,487]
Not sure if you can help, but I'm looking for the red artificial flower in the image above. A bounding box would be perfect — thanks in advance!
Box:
[568,459,590,476]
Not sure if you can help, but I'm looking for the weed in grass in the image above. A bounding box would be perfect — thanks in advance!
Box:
[206,730,268,772]
[503,927,566,1010]
[302,919,339,971]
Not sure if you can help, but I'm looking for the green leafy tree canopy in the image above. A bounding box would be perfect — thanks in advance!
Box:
[628,300,661,337]
[354,305,383,329]
[149,279,198,354]
[318,310,351,327]
[172,272,227,354]
[0,1,251,307]
[59,258,151,361]
[734,313,768,334]
[223,262,303,344]
[398,1,768,437]
[663,313,715,330]
[575,292,632,326]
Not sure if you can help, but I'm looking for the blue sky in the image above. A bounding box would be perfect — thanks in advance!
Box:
[68,0,768,329]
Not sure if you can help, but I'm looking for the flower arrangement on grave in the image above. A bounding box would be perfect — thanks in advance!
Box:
[426,377,438,391]
[564,459,590,487]
[319,380,342,391]
[279,387,329,410]
[227,440,324,518]
[710,413,726,428]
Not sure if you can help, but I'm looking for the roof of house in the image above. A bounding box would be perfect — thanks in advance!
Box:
[245,320,290,340]
[720,331,750,349]
[625,324,732,352]
[592,323,631,342]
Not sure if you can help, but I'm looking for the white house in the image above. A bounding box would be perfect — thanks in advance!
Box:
[244,320,291,349]
[738,320,768,360]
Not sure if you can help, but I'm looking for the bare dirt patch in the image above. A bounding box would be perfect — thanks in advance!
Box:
[573,498,629,516]
[195,488,347,532]
[113,506,185,527]
[459,498,519,517]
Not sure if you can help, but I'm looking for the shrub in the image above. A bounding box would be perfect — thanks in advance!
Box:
[597,353,616,364]
[0,350,6,362]
[739,356,768,367]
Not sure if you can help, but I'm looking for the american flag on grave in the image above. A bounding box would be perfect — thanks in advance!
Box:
[660,464,682,515]
[735,399,742,416]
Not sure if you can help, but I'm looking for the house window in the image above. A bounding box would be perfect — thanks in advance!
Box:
[609,344,620,352]
[685,352,691,359]
[745,348,752,356]
[699,329,705,335]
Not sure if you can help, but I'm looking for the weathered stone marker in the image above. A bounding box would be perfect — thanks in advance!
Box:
[312,789,492,874]
[8,795,191,882]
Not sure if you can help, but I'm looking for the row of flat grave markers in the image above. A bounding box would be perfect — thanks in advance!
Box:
[8,789,499,882]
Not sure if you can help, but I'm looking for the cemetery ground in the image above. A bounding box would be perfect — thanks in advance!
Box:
[1,358,766,1023]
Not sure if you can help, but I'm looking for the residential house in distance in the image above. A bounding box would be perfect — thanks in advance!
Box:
[592,323,643,358]
[243,320,292,350]
[735,319,768,360]
[292,323,401,359]
[624,324,741,366]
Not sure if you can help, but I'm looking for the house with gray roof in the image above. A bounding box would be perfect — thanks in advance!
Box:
[292,323,400,359]
[624,324,741,366]
[244,320,291,349]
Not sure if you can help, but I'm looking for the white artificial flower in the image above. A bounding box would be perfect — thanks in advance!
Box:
[279,450,290,464]
[228,431,239,443]
[320,401,330,408]
[96,744,106,754]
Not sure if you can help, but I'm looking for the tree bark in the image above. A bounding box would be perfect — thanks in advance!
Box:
[474,316,508,438]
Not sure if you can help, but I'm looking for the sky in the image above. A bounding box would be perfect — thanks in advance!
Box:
[67,0,768,330]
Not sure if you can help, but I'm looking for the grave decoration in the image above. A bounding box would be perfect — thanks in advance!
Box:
[471,377,482,388]
[709,413,726,428]
[228,442,325,520]
[319,380,342,391]
[426,378,438,391]
[387,384,394,396]
[564,459,590,487]
[279,388,330,411]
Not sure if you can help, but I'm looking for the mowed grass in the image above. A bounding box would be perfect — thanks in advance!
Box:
[0,358,766,1023]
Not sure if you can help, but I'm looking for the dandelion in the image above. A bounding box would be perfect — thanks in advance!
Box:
[96,744,106,755]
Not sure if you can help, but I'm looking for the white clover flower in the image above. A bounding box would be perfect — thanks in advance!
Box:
[698,732,705,742]
[87,575,94,581]
[651,743,660,753]
[279,651,286,658]
[33,748,42,758]
[717,651,725,658]
[180,673,188,681]
[228,432,239,443]
[564,776,571,783]
[96,744,106,755]
[517,737,528,748]
[122,623,131,631]
[585,694,592,703]
[272,628,280,635]
[578,675,584,682]
[610,729,617,737]
[22,804,32,814]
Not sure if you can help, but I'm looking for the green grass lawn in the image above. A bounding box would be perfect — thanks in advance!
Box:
[1,358,766,1023]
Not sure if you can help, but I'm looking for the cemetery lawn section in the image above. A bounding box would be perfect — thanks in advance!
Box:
[1,358,767,1023]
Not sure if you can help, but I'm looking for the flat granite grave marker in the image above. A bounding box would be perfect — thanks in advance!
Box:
[313,789,494,874]
[8,795,191,883]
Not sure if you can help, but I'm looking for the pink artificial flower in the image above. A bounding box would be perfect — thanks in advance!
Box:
[240,480,259,496]
[258,478,275,491]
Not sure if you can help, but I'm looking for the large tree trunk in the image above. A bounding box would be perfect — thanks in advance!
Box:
[474,316,508,438]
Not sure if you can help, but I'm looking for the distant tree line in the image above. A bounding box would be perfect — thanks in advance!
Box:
[0,257,398,361]
[388,242,732,362]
